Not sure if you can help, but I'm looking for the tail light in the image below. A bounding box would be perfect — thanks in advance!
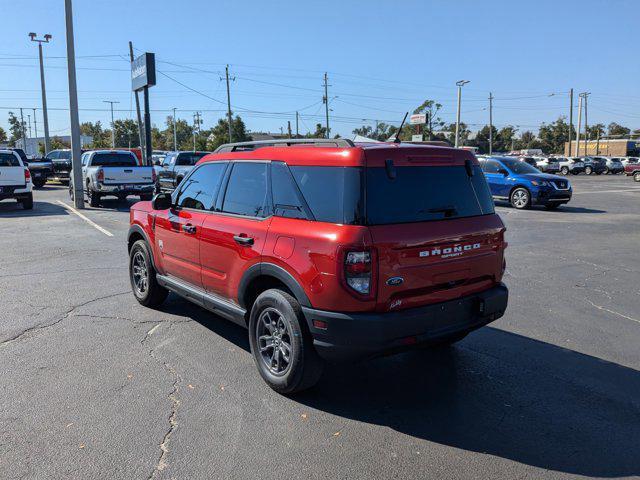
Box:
[96,168,104,183]
[24,168,31,182]
[342,248,376,299]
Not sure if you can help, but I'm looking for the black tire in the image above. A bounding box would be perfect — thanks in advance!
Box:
[544,203,560,210]
[21,193,33,210]
[584,165,593,175]
[32,177,46,188]
[560,166,569,175]
[603,167,610,175]
[87,188,100,207]
[249,289,323,394]
[510,187,531,209]
[634,172,640,182]
[140,193,153,201]
[129,240,168,307]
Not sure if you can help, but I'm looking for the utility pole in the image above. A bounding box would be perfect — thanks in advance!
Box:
[19,108,27,150]
[103,100,120,148]
[488,92,494,155]
[567,88,573,156]
[29,32,52,155]
[295,111,299,138]
[27,114,32,139]
[454,80,470,148]
[32,108,38,140]
[223,65,235,143]
[596,129,601,155]
[64,0,84,209]
[323,72,330,138]
[575,94,583,157]
[582,92,590,155]
[192,111,202,151]
[287,121,292,139]
[129,41,145,160]
[172,107,177,150]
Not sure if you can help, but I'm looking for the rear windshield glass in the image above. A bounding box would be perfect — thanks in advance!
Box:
[176,152,208,166]
[91,153,137,167]
[366,165,494,225]
[0,153,20,167]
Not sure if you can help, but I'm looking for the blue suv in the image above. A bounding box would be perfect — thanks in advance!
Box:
[479,156,572,210]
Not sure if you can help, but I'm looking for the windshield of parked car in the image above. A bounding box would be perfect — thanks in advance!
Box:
[176,152,208,166]
[498,158,540,174]
[91,153,138,167]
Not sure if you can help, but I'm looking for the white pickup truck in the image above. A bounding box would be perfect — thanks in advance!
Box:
[71,150,155,207]
[0,149,33,209]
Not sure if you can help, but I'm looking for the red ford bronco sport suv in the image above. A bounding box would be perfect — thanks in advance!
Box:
[128,138,508,393]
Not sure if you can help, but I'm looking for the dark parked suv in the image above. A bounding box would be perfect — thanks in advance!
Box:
[128,139,509,393]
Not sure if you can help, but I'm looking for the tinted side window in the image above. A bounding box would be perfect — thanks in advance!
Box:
[271,162,307,219]
[46,151,59,160]
[482,160,501,174]
[222,162,269,217]
[175,162,227,211]
[58,151,71,160]
[289,166,362,224]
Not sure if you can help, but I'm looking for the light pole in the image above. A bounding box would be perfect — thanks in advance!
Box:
[172,107,177,151]
[64,0,85,209]
[29,32,52,155]
[103,100,119,148]
[455,80,470,148]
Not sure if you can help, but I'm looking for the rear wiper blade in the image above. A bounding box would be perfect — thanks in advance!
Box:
[424,205,458,217]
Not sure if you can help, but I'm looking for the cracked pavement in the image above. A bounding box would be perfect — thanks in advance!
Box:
[1,176,640,479]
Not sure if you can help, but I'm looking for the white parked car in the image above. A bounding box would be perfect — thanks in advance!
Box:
[556,157,585,175]
[0,149,33,209]
[619,157,639,167]
[535,157,561,173]
[599,157,625,174]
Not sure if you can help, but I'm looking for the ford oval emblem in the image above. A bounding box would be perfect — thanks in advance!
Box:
[386,276,404,287]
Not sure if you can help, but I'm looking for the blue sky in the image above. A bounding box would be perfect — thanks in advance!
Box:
[1,0,638,140]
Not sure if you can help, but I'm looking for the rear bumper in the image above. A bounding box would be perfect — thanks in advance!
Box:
[95,183,154,195]
[302,283,508,362]
[0,185,30,200]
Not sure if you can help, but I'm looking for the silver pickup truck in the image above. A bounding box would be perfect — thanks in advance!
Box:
[71,150,155,207]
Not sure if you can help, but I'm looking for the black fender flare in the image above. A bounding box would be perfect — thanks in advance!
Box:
[238,263,311,309]
[127,224,157,269]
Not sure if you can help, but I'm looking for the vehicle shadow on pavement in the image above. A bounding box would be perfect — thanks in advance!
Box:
[0,201,69,218]
[161,297,640,477]
[495,202,607,214]
[296,327,640,478]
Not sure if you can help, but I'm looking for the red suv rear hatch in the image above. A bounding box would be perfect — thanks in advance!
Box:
[363,146,505,312]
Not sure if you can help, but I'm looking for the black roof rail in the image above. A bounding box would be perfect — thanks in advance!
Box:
[213,138,355,153]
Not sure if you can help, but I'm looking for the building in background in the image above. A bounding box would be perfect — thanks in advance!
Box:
[564,139,639,157]
[15,135,93,157]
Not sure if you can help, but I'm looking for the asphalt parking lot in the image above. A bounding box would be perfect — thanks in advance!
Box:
[1,175,639,480]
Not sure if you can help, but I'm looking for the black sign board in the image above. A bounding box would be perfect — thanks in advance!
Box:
[131,52,156,91]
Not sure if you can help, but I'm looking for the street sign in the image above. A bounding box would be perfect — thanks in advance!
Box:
[412,134,423,142]
[409,114,427,125]
[131,53,156,92]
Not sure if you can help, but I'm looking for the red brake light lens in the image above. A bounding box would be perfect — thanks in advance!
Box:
[97,168,104,182]
[344,251,372,295]
[24,168,31,181]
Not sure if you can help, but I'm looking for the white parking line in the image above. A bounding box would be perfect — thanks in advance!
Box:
[573,188,640,195]
[56,200,114,237]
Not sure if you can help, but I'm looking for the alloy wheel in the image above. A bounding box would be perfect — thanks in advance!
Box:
[131,250,149,296]
[256,307,293,376]
[512,190,529,208]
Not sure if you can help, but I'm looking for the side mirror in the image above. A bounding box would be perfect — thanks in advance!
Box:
[499,169,509,176]
[151,192,172,210]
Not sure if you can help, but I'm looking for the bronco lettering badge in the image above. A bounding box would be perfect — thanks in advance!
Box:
[420,242,481,259]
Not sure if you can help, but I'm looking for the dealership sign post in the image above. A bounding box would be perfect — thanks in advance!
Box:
[409,113,428,140]
[131,52,156,165]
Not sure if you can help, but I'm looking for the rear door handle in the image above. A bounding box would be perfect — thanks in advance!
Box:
[233,235,254,246]
[182,224,197,234]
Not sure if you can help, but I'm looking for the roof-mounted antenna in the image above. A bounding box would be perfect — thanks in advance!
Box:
[393,112,409,144]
